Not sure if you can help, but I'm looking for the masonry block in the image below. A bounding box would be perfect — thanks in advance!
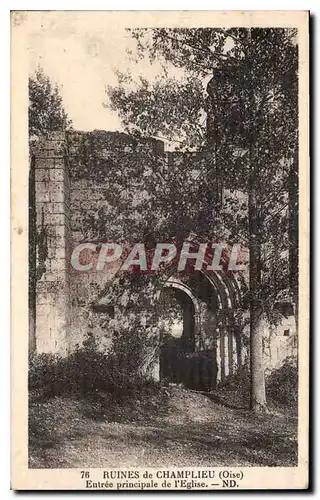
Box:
[33,134,71,356]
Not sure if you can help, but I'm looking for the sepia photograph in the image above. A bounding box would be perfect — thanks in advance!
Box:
[11,10,309,490]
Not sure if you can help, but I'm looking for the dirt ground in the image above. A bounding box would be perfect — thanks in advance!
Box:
[29,386,298,468]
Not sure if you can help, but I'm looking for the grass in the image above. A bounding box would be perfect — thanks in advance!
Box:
[29,385,297,468]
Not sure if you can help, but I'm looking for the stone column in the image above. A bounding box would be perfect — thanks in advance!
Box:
[33,133,71,356]
[214,327,221,383]
[220,327,226,382]
[227,315,234,376]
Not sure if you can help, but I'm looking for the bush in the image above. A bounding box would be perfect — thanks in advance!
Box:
[266,356,298,409]
[213,365,251,408]
[212,358,298,410]
[29,332,159,399]
[29,352,67,396]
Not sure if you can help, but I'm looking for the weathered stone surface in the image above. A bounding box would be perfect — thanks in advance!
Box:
[30,131,296,380]
[33,136,71,355]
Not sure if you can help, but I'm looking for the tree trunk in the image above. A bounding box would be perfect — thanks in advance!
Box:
[248,167,268,412]
[249,304,267,411]
[247,27,268,411]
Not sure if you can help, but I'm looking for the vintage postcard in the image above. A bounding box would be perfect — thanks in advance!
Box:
[11,10,309,490]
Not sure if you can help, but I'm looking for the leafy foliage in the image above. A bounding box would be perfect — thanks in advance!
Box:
[69,131,226,244]
[107,27,298,319]
[212,358,298,410]
[266,356,298,409]
[28,330,158,398]
[106,28,299,411]
[108,74,206,149]
[29,67,72,137]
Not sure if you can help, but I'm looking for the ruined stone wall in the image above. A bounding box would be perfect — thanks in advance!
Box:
[30,130,296,378]
[66,131,165,351]
[32,133,72,355]
[31,131,249,362]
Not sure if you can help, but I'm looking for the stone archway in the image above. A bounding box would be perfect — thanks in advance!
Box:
[158,276,218,390]
[158,279,200,385]
[158,268,246,388]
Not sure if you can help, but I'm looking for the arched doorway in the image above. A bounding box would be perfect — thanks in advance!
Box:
[159,286,195,383]
[158,268,246,389]
[158,278,218,390]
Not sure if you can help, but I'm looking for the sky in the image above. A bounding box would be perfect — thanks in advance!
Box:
[27,12,188,133]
